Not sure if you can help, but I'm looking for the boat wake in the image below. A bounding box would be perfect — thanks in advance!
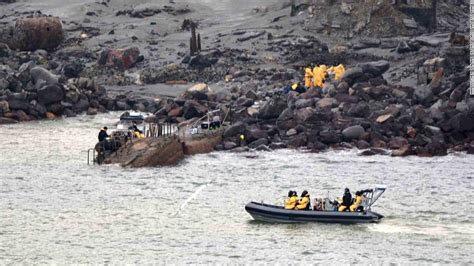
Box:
[172,177,216,217]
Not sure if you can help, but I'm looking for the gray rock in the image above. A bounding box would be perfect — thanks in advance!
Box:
[30,66,59,85]
[7,99,30,111]
[319,129,341,144]
[0,100,9,113]
[388,137,409,149]
[294,98,314,109]
[342,125,365,140]
[248,138,269,149]
[223,141,237,150]
[403,18,418,29]
[424,125,441,136]
[348,102,370,117]
[278,108,293,121]
[456,101,469,112]
[317,97,338,109]
[37,84,64,105]
[0,117,17,124]
[286,128,297,136]
[357,60,390,77]
[258,98,287,119]
[223,121,244,138]
[414,85,433,104]
[341,67,363,82]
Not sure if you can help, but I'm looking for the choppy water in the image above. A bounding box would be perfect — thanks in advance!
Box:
[0,113,473,264]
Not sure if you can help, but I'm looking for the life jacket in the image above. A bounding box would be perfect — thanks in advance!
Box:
[350,195,363,212]
[295,195,310,210]
[284,196,298,209]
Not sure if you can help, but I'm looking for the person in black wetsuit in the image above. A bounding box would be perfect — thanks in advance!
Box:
[338,188,353,212]
[98,127,109,142]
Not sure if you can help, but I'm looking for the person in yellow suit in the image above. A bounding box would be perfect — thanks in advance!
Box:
[284,190,298,209]
[304,66,313,87]
[350,191,364,212]
[295,190,310,210]
[333,64,345,81]
[350,189,372,212]
[312,65,327,88]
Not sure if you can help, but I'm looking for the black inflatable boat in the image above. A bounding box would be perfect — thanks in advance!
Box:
[245,185,386,224]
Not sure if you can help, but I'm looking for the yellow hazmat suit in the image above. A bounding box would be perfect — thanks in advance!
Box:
[304,67,313,87]
[350,195,363,212]
[312,65,327,88]
[295,195,310,210]
[284,195,299,209]
[312,66,322,88]
[334,64,345,81]
[134,131,145,139]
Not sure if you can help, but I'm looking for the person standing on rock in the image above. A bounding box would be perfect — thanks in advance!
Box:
[98,127,109,142]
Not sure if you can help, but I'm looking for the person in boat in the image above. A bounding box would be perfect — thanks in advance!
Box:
[338,188,353,212]
[98,127,109,142]
[350,189,373,212]
[295,190,310,210]
[284,190,298,210]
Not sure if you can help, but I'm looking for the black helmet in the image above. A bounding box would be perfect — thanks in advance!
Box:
[104,126,108,130]
[301,190,309,197]
[344,188,350,193]
[287,190,293,197]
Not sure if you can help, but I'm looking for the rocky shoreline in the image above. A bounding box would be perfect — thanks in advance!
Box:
[0,0,472,157]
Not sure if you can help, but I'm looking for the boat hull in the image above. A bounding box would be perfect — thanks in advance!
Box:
[245,202,383,224]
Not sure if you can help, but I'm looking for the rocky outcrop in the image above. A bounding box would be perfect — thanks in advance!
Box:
[183,131,222,155]
[104,136,184,167]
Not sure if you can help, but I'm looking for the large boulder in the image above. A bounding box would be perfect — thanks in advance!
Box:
[7,99,29,111]
[248,138,269,149]
[341,67,363,83]
[182,100,207,119]
[258,97,287,119]
[319,129,341,144]
[449,110,474,132]
[37,84,64,105]
[0,117,18,124]
[348,102,370,117]
[30,66,59,85]
[244,127,268,143]
[342,125,365,140]
[357,60,390,77]
[105,136,184,167]
[188,53,218,69]
[388,137,409,149]
[223,121,244,138]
